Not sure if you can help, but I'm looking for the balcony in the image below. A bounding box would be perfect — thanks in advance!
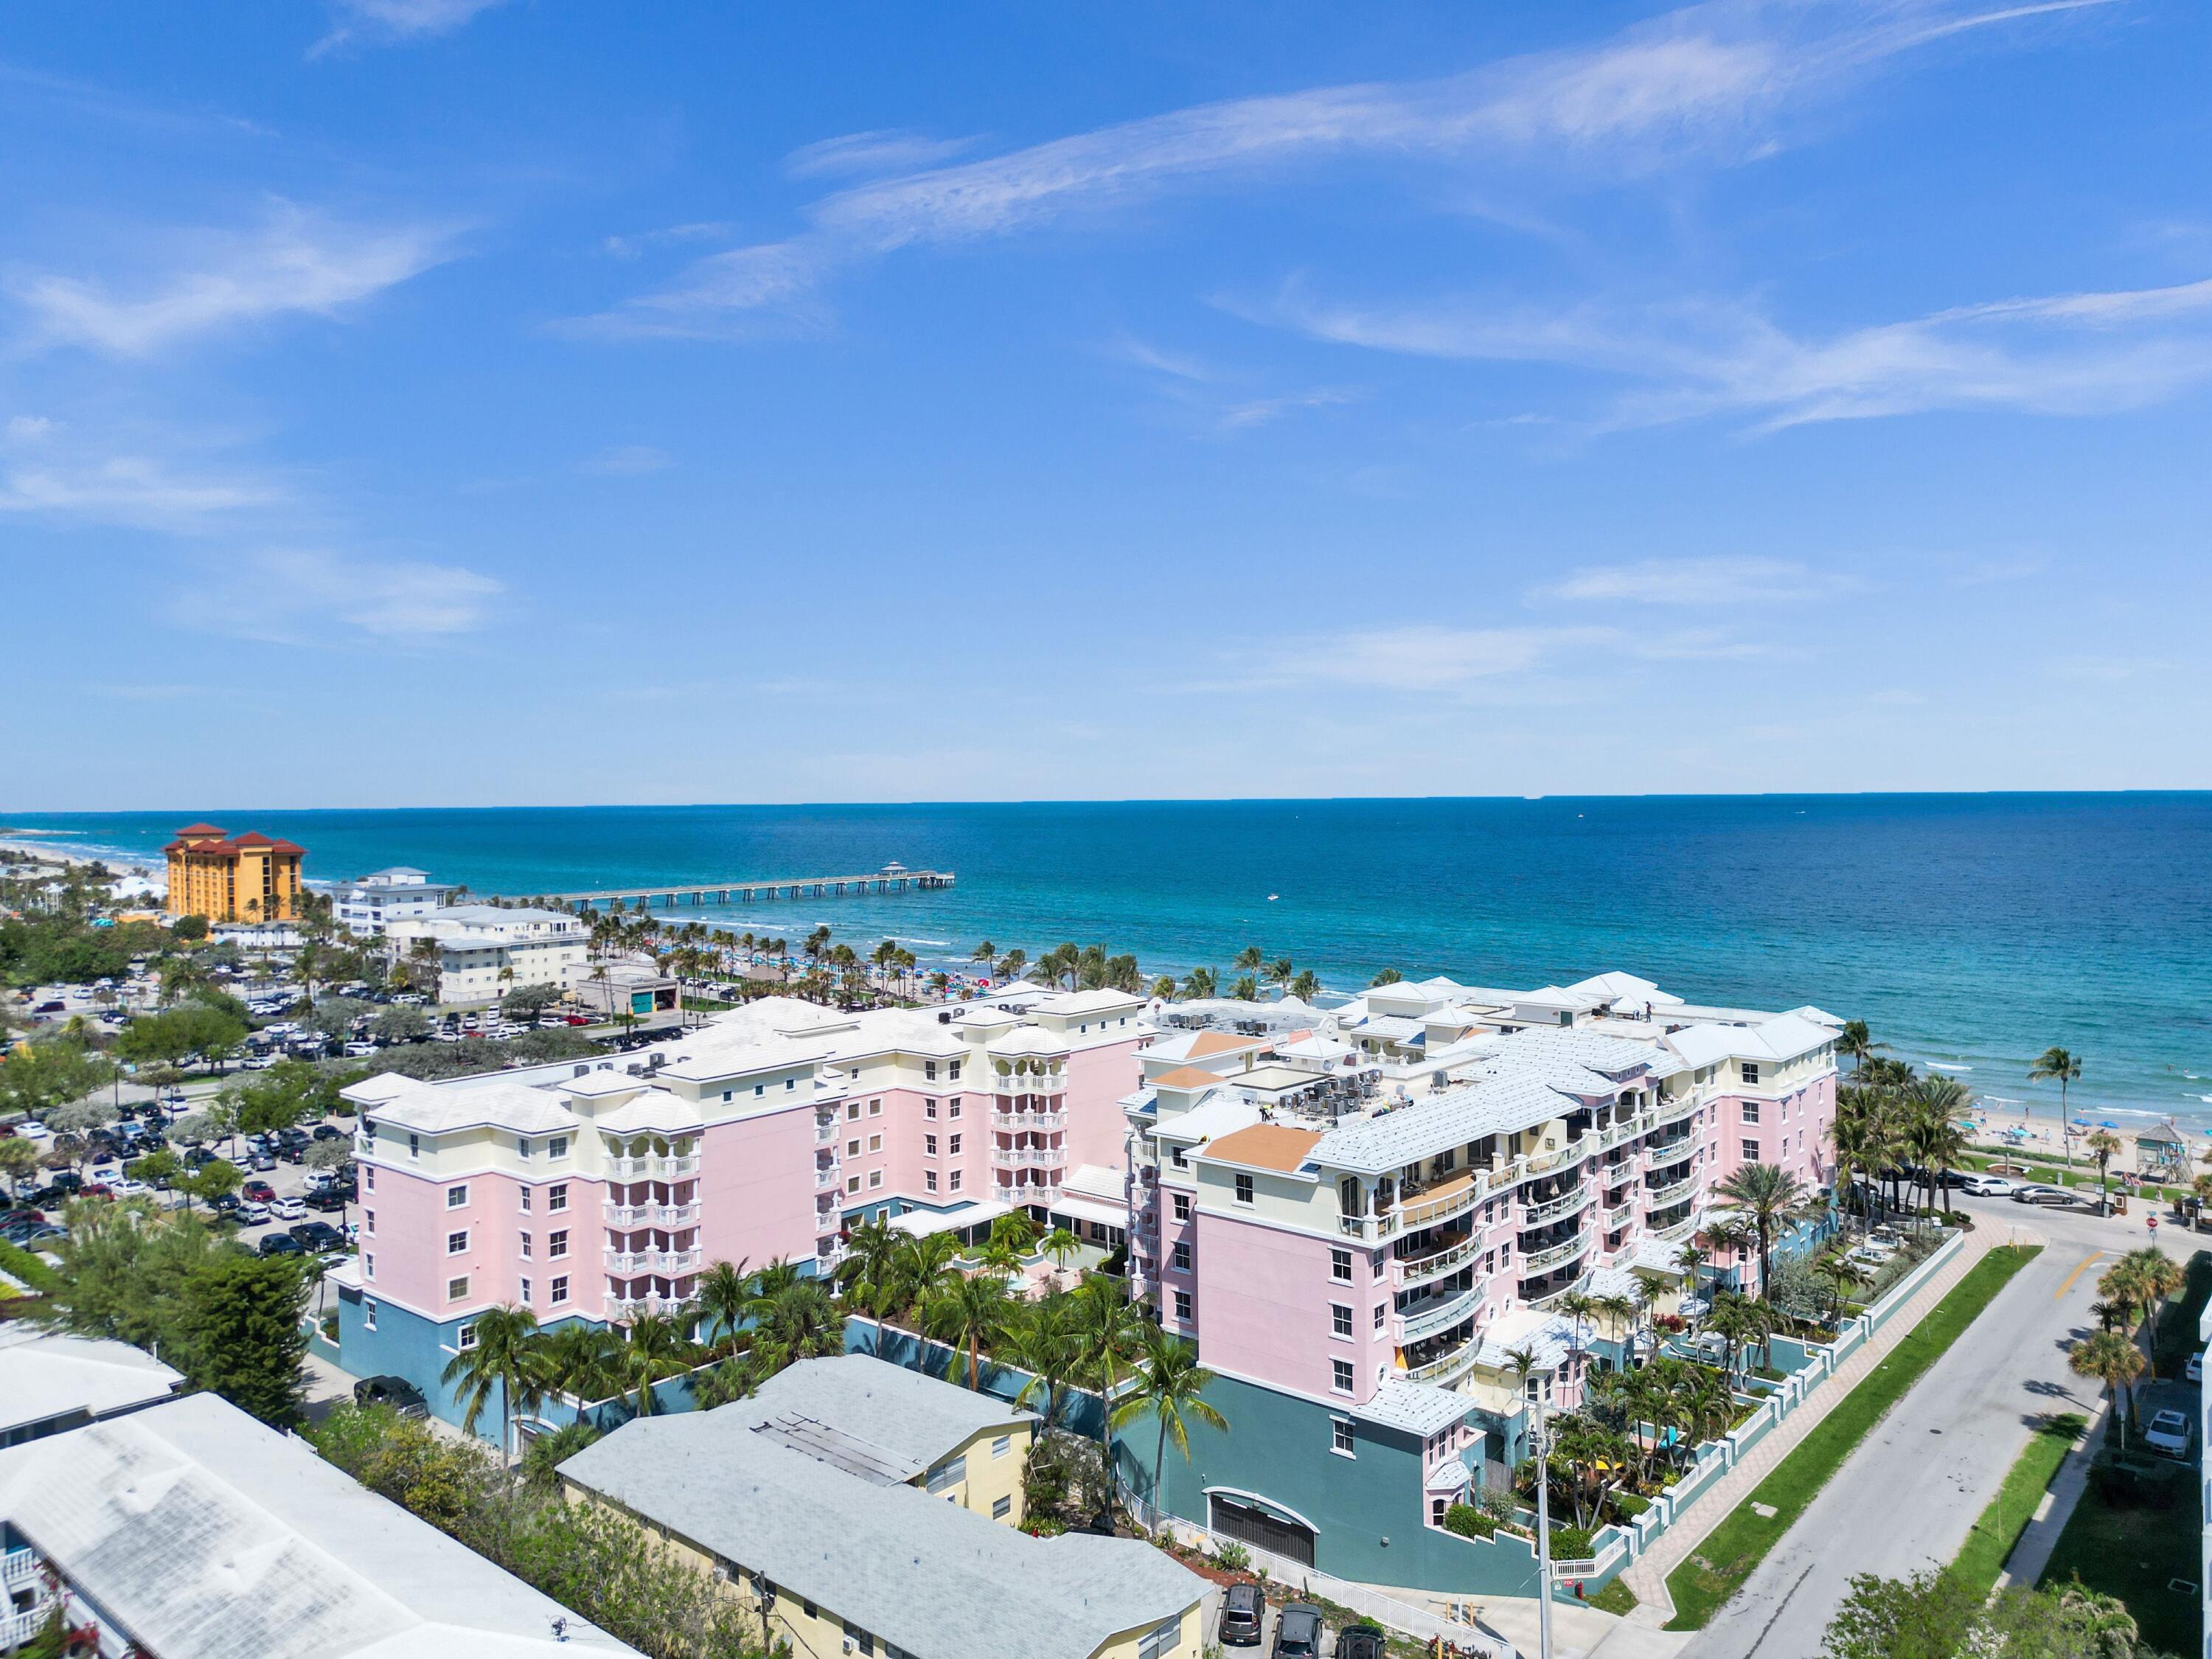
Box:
[1519,1185,1593,1228]
[605,1246,702,1276]
[1521,1135,1593,1178]
[992,1109,1067,1133]
[1523,1234,1591,1275]
[815,1123,838,1144]
[1394,1232,1478,1287]
[1597,1111,1655,1151]
[1,1548,39,1593]
[607,1153,700,1181]
[1646,1175,1699,1208]
[1398,1284,1481,1345]
[1652,1213,1702,1242]
[1655,1092,1700,1126]
[1604,1202,1635,1231]
[1644,1140,1697,1175]
[994,1074,1066,1098]
[606,1200,700,1228]
[815,1164,843,1191]
[1406,1343,1481,1386]
[607,1294,688,1322]
[995,1143,1068,1169]
[1397,1169,1485,1231]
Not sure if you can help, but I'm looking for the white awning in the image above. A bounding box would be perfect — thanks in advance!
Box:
[1045,1193,1127,1231]
[886,1200,1011,1240]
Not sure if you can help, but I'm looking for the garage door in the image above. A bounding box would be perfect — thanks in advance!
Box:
[1208,1494,1316,1567]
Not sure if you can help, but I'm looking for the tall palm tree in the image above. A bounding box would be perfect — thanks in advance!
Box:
[926,1273,1012,1391]
[692,1352,761,1410]
[1905,1078,1970,1224]
[2121,1246,2183,1334]
[1039,1227,1083,1271]
[970,940,996,978]
[1071,1275,1147,1469]
[896,1233,965,1368]
[693,1257,755,1349]
[751,1280,844,1374]
[620,1312,698,1417]
[2028,1046,2082,1158]
[439,1304,549,1459]
[2069,1331,2145,1450]
[1557,1291,1598,1363]
[1233,945,1264,977]
[538,1321,625,1404]
[837,1220,907,1340]
[1834,1019,1885,1074]
[1181,966,1217,1000]
[2083,1129,2124,1217]
[1714,1164,1812,1301]
[1011,1291,1083,1432]
[1110,1325,1228,1517]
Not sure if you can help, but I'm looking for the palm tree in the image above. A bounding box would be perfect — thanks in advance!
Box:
[1011,1291,1083,1432]
[1289,970,1321,1001]
[1834,1019,1884,1074]
[2084,1129,2124,1216]
[1369,968,1402,987]
[1813,1253,1871,1321]
[896,1232,965,1368]
[995,947,1027,984]
[2069,1331,2146,1450]
[971,941,996,978]
[1110,1325,1228,1517]
[838,1221,907,1340]
[1263,958,1294,998]
[538,1321,625,1404]
[1181,966,1217,1000]
[439,1304,549,1458]
[2028,1046,2082,1160]
[2121,1246,2183,1335]
[1593,1293,1638,1361]
[692,1352,761,1410]
[1714,1164,1812,1301]
[619,1312,698,1416]
[1039,1226,1083,1271]
[751,1279,844,1374]
[1557,1291,1598,1364]
[694,1257,755,1349]
[1071,1275,1147,1470]
[1233,945,1263,977]
[926,1272,1012,1391]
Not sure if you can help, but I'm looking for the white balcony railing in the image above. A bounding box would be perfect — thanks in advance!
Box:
[602,1203,655,1228]
[1653,1214,1703,1242]
[606,1294,688,1321]
[1519,1185,1593,1228]
[1394,1234,1479,1287]
[992,1109,1067,1133]
[606,1247,701,1276]
[606,1154,700,1181]
[1406,1342,1481,1385]
[1398,1285,1482,1345]
[994,1144,1068,1169]
[1646,1175,1699,1208]
[1604,1203,1636,1231]
[1,1548,40,1593]
[1655,1092,1700,1126]
[1597,1110,1655,1151]
[1644,1140,1697,1173]
[815,1166,842,1191]
[1522,1234,1591,1275]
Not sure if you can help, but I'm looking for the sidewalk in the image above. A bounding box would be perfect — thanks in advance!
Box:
[1617,1227,2006,1627]
[1997,1392,2107,1589]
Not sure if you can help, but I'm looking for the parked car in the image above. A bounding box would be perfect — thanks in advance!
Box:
[8,1224,65,1248]
[108,1178,150,1197]
[2188,1351,2202,1383]
[2143,1409,2191,1456]
[2011,1183,2071,1205]
[257,1233,305,1257]
[1335,1627,1388,1659]
[1271,1604,1325,1659]
[249,1151,276,1171]
[1961,1175,2016,1197]
[268,1196,306,1221]
[303,1188,350,1213]
[233,1200,271,1225]
[288,1221,347,1253]
[352,1375,429,1417]
[1220,1583,1265,1647]
[311,1124,346,1141]
[241,1179,276,1203]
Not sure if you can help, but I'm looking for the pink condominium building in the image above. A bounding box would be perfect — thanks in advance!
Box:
[333,988,1149,1421]
[1123,970,1839,1517]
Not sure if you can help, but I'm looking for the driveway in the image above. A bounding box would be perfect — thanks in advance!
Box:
[1682,1197,2139,1658]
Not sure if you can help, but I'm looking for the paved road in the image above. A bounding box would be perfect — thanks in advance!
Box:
[1684,1197,2146,1659]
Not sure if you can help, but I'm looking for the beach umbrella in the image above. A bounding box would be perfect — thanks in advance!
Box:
[2099,1119,2118,1127]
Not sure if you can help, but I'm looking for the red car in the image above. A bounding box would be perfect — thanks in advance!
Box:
[242,1180,276,1203]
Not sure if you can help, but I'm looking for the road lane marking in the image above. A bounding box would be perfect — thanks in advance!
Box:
[2055,1251,2103,1299]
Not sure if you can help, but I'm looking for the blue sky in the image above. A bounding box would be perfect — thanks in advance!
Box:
[4,0,2209,807]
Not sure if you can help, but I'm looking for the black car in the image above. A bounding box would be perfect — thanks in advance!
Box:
[290,1221,347,1252]
[209,1193,243,1216]
[183,1147,217,1169]
[1271,1604,1324,1658]
[311,1124,345,1141]
[302,1188,349,1213]
[352,1375,429,1418]
[1220,1583,1265,1647]
[274,1128,311,1147]
[1335,1627,1388,1659]
[257,1234,306,1257]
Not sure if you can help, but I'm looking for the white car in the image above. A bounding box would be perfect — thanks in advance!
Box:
[15,1122,52,1142]
[268,1197,306,1221]
[108,1178,150,1197]
[234,1200,271,1225]
[1961,1175,2015,1197]
[2143,1409,2191,1457]
[342,1041,378,1057]
[2187,1351,2202,1384]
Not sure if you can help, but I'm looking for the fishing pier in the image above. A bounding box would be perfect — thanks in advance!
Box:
[519,863,955,911]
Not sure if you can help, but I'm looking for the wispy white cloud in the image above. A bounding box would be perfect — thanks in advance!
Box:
[783,130,980,181]
[312,0,508,54]
[0,453,282,531]
[1269,274,2212,431]
[171,548,503,643]
[1218,386,1362,430]
[599,222,737,261]
[11,202,453,355]
[580,445,672,476]
[1537,555,1859,605]
[575,0,2110,338]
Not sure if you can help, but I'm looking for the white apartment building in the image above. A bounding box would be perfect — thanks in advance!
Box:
[333,866,460,937]
[386,904,589,1006]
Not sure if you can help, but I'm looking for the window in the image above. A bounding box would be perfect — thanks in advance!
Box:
[869,1097,883,1116]
[1170,1145,1188,1168]
[950,1060,963,1082]
[925,1454,967,1493]
[1172,1241,1192,1272]
[948,1133,961,1155]
[948,1099,961,1118]
[925,1135,939,1155]
[408,1134,420,1161]
[847,1102,861,1121]
[848,1139,862,1158]
[519,1277,532,1305]
[925,1102,938,1119]
[925,1172,939,1192]
[364,1209,376,1236]
[517,1138,532,1160]
[551,1276,568,1304]
[1742,1101,1761,1125]
[1331,1303,1353,1338]
[364,1252,375,1279]
[1742,1062,1761,1085]
[869,1169,883,1189]
[1330,1247,1353,1283]
[448,1276,471,1304]
[1138,1615,1183,1659]
[1431,1496,1449,1527]
[784,1079,796,1091]
[992,1495,1012,1520]
[1332,1418,1355,1455]
[948,1170,962,1192]
[1174,1288,1192,1321]
[992,1434,1012,1459]
[447,1230,469,1254]
[847,1176,862,1194]
[1374,1302,1387,1330]
[1234,1172,1254,1205]
[868,1133,882,1152]
[754,1082,765,1097]
[518,1186,531,1212]
[363,1299,377,1330]
[1332,1357,1354,1394]
[520,1232,532,1259]
[1172,1192,1190,1221]
[364,1166,375,1191]
[925,1061,938,1081]
[547,1184,568,1212]
[1741,1139,1759,1163]
[549,1230,568,1258]
[549,1135,568,1160]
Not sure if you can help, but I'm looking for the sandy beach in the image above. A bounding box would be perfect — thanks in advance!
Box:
[1962,1096,2208,1176]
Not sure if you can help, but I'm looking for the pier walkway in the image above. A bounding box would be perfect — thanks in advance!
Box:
[509,865,954,911]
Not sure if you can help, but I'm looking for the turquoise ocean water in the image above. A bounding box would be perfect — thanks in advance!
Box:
[7,794,2210,1130]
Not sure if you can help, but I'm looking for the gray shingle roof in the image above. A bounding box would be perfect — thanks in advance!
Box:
[747,1354,1028,1478]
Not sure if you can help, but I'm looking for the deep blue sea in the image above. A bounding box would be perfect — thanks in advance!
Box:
[7,795,2210,1128]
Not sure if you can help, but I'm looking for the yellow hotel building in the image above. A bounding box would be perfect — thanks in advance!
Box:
[163,823,307,923]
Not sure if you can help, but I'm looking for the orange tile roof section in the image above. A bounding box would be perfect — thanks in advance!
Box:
[1185,1031,1262,1057]
[1150,1065,1228,1090]
[1204,1124,1323,1172]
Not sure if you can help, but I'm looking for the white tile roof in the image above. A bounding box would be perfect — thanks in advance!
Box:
[593,1088,701,1135]
[1354,1377,1478,1438]
[354,1077,578,1136]
[1667,1012,1834,1070]
[0,1329,181,1438]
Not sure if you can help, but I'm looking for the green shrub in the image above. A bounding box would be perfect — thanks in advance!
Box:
[0,1237,61,1295]
[1611,1493,1649,1520]
[1444,1502,1498,1540]
[1549,1526,1596,1559]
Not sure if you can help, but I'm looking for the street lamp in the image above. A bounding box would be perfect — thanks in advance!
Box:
[1527,1366,1557,1659]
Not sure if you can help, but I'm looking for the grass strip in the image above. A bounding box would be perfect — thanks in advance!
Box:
[1663,1243,2041,1630]
[2039,1459,2202,1658]
[1587,1578,1638,1616]
[0,1235,62,1295]
[1947,1411,2087,1596]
